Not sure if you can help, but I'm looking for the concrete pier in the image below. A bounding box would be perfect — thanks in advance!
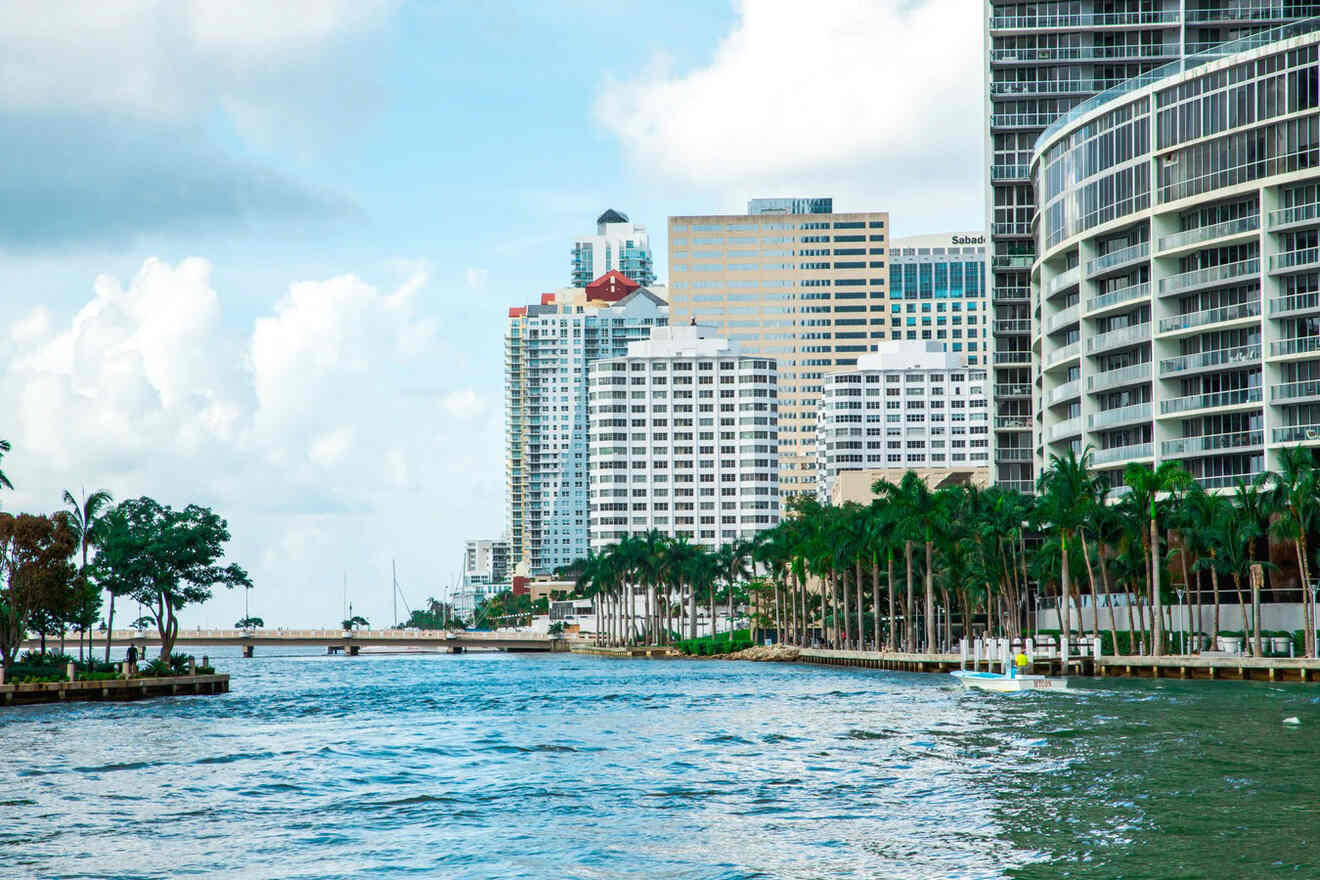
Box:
[1,674,229,707]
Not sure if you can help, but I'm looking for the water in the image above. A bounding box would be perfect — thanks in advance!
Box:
[2,650,1318,879]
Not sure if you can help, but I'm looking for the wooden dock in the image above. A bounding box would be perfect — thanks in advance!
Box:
[1097,655,1320,683]
[569,643,682,659]
[1,674,229,707]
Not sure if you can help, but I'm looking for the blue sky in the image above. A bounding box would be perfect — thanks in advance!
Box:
[0,0,982,627]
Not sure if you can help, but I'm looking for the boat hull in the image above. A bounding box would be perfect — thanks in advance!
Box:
[950,670,1070,692]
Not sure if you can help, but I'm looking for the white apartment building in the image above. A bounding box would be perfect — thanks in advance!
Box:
[588,324,779,551]
[571,209,656,287]
[668,199,889,497]
[506,274,668,575]
[888,233,989,361]
[463,538,509,587]
[817,342,991,505]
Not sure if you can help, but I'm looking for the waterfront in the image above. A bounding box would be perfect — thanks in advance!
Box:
[2,651,1317,879]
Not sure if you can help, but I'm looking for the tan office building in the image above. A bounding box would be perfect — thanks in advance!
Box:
[668,198,889,496]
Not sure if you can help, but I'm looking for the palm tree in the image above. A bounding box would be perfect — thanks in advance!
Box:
[874,472,936,651]
[62,487,114,663]
[1122,461,1192,656]
[1036,446,1097,658]
[1270,446,1319,657]
[0,440,12,497]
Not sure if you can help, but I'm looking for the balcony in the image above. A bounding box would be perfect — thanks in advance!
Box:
[1269,247,1320,274]
[993,254,1035,269]
[1187,7,1296,23]
[995,415,1033,430]
[1092,443,1153,465]
[1159,258,1259,295]
[1273,423,1320,443]
[1271,335,1320,358]
[1048,379,1082,406]
[992,221,1033,237]
[996,447,1033,461]
[1270,291,1320,317]
[990,112,1059,129]
[1272,379,1320,402]
[990,79,1121,97]
[1044,304,1080,334]
[996,286,1031,301]
[1159,343,1261,377]
[993,318,1032,335]
[1086,281,1150,315]
[1161,386,1263,414]
[1089,401,1152,429]
[994,350,1032,365]
[1157,299,1260,334]
[1045,340,1081,369]
[1087,322,1151,355]
[1158,213,1260,252]
[995,382,1032,398]
[1086,241,1150,276]
[991,164,1031,181]
[998,479,1036,494]
[990,44,1180,63]
[989,10,1179,29]
[1267,201,1320,230]
[1088,362,1152,393]
[1048,416,1083,442]
[1162,430,1263,457]
[1046,266,1081,296]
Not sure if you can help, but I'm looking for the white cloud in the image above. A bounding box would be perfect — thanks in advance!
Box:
[595,0,984,232]
[1,257,504,628]
[465,267,490,291]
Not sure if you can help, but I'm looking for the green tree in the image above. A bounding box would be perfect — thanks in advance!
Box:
[342,614,369,630]
[236,615,265,630]
[62,488,113,662]
[1122,461,1192,656]
[1270,446,1319,657]
[93,497,251,659]
[0,512,79,665]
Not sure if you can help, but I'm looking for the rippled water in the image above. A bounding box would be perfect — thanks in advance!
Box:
[2,649,1318,879]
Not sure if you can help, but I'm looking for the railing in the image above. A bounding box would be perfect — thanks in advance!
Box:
[1161,385,1263,414]
[1188,7,1301,23]
[1045,377,1080,405]
[1200,471,1264,489]
[995,415,1033,430]
[991,79,1123,97]
[1162,430,1263,457]
[1044,304,1080,334]
[1089,401,1152,429]
[991,164,1031,180]
[1267,201,1320,229]
[1086,281,1149,314]
[995,382,1032,397]
[1159,258,1259,294]
[1273,423,1320,443]
[1087,322,1151,354]
[1157,214,1259,251]
[993,254,1035,269]
[1087,241,1149,275]
[994,318,1032,334]
[992,221,1033,236]
[991,44,1181,62]
[990,112,1059,129]
[1158,299,1260,333]
[996,286,1031,300]
[990,10,1180,29]
[996,447,1033,461]
[1268,247,1320,272]
[998,479,1035,494]
[1092,443,1152,465]
[994,350,1032,364]
[1159,343,1261,376]
[1271,335,1320,357]
[1088,361,1152,392]
[1270,291,1320,316]
[1271,379,1320,401]
[1046,340,1082,367]
[1047,266,1081,295]
[1048,416,1083,441]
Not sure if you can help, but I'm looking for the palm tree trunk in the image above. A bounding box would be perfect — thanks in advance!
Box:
[887,553,896,651]
[1210,560,1221,653]
[871,558,880,651]
[924,540,935,653]
[1079,530,1102,648]
[841,567,852,651]
[104,594,116,663]
[855,563,865,651]
[904,540,914,652]
[1151,517,1164,656]
[1060,532,1072,660]
[1097,545,1121,656]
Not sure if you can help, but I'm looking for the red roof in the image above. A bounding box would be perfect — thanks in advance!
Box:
[540,292,556,305]
[584,270,640,302]
[507,307,525,318]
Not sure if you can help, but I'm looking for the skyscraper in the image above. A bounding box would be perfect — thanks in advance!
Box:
[505,273,668,575]
[668,199,889,496]
[887,233,989,361]
[984,1,1315,493]
[570,209,656,287]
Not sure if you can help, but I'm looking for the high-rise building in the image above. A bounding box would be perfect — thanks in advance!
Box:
[747,197,833,215]
[570,209,656,287]
[463,538,510,587]
[668,199,889,496]
[887,233,989,362]
[816,342,990,506]
[1031,19,1320,492]
[505,272,668,575]
[588,324,779,551]
[985,1,1316,494]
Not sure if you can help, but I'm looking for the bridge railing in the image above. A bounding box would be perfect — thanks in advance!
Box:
[31,628,553,642]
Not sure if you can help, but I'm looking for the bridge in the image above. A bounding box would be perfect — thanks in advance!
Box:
[22,628,565,656]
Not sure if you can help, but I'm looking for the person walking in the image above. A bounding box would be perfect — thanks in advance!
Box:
[125,644,138,675]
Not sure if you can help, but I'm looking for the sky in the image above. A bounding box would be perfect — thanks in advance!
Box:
[0,0,984,628]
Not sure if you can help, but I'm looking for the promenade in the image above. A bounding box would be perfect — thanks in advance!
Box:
[24,628,565,654]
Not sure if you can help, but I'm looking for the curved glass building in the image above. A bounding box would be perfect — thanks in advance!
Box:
[1030,19,1320,489]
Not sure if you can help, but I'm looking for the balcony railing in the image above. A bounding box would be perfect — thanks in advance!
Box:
[1188,7,1298,23]
[1087,322,1151,354]
[1162,430,1263,457]
[1267,201,1320,229]
[996,447,1033,461]
[991,44,1180,62]
[990,112,1059,129]
[1088,401,1152,429]
[998,479,1036,494]
[1045,340,1081,368]
[1086,241,1149,275]
[995,415,1033,430]
[992,254,1035,269]
[1157,214,1260,252]
[1048,416,1083,442]
[1047,266,1081,295]
[1273,423,1320,443]
[996,286,1031,301]
[994,318,1032,334]
[1088,361,1152,393]
[1268,247,1320,272]
[1159,258,1259,294]
[1272,379,1320,401]
[1092,443,1153,465]
[1271,335,1320,357]
[1199,471,1265,489]
[990,79,1123,97]
[989,10,1179,29]
[992,221,1033,237]
[994,350,1032,364]
[1159,343,1261,376]
[1086,281,1149,314]
[1157,299,1260,333]
[1161,386,1263,414]
[991,164,1031,180]
[1044,304,1080,334]
[995,383,1032,398]
[1270,291,1320,316]
[1048,379,1082,405]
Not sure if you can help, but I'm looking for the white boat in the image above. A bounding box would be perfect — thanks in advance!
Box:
[950,670,1070,693]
